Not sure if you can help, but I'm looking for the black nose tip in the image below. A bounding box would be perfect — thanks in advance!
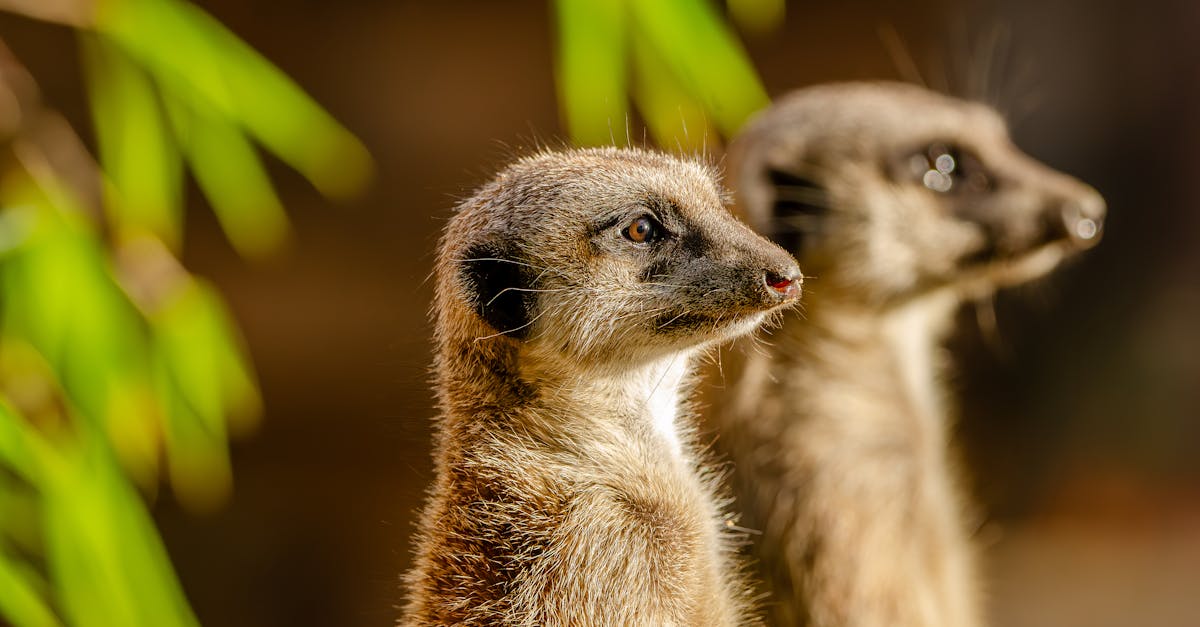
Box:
[1058,189,1106,248]
[764,266,803,301]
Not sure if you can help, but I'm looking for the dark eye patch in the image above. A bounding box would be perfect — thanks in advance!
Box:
[767,168,829,253]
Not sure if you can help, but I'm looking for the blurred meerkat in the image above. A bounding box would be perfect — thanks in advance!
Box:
[401,147,802,626]
[712,82,1105,627]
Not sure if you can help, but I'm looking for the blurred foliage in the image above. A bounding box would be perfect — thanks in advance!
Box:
[554,0,781,149]
[0,0,370,625]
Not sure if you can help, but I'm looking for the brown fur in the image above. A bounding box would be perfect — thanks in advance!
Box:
[710,83,1105,627]
[402,147,802,626]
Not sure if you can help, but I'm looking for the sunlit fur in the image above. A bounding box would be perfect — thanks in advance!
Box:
[710,82,1105,627]
[402,147,801,626]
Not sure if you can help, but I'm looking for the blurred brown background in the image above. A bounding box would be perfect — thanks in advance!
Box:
[3,0,1198,625]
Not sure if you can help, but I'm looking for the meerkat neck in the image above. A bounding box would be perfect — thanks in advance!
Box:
[435,329,699,461]
[781,291,958,432]
[519,350,698,458]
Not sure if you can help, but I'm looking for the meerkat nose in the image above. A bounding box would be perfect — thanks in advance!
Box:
[1057,186,1107,248]
[764,266,803,301]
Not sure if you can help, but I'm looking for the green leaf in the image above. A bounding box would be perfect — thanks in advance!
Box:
[3,206,161,487]
[42,440,199,627]
[630,35,711,151]
[629,0,769,137]
[94,0,372,199]
[726,0,786,36]
[158,279,260,432]
[554,0,629,146]
[44,473,138,627]
[99,448,199,627]
[148,280,252,512]
[80,33,184,250]
[0,469,41,555]
[163,92,289,258]
[0,548,61,627]
[3,215,79,369]
[0,399,40,483]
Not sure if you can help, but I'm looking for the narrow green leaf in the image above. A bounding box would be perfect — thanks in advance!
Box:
[94,0,372,198]
[628,0,769,136]
[0,469,41,555]
[196,281,261,435]
[97,448,199,627]
[153,282,226,432]
[47,223,158,484]
[154,280,260,435]
[152,346,232,513]
[5,219,78,369]
[80,33,184,250]
[0,548,61,627]
[0,194,161,485]
[164,93,289,258]
[42,455,139,627]
[554,0,629,146]
[42,441,199,627]
[630,37,711,152]
[727,0,785,35]
[0,397,57,491]
[0,399,38,483]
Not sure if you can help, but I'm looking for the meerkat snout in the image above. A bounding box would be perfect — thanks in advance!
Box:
[955,153,1106,265]
[1049,185,1105,248]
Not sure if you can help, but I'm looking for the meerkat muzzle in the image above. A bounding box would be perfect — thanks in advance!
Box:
[1058,189,1106,249]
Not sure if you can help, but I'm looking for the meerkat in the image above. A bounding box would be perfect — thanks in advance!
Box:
[710,82,1106,627]
[402,146,802,626]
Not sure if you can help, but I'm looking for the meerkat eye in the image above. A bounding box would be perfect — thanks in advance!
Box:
[623,215,663,244]
[907,143,993,194]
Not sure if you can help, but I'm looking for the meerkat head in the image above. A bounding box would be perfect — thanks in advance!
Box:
[437,147,801,370]
[730,82,1106,307]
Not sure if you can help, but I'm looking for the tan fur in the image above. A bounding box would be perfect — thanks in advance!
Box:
[710,83,1105,627]
[402,147,801,626]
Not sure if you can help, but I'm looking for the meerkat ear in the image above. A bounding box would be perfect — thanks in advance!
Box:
[459,243,534,340]
[766,167,829,254]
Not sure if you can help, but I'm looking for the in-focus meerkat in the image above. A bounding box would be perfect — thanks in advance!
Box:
[402,146,802,626]
[712,82,1105,627]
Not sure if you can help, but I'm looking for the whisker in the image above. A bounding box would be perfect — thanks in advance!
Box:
[455,257,559,275]
[716,343,726,387]
[646,353,681,404]
[878,23,927,88]
[484,286,573,307]
[641,281,694,290]
[473,307,552,342]
[657,310,692,329]
[529,264,562,284]
[613,305,672,322]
